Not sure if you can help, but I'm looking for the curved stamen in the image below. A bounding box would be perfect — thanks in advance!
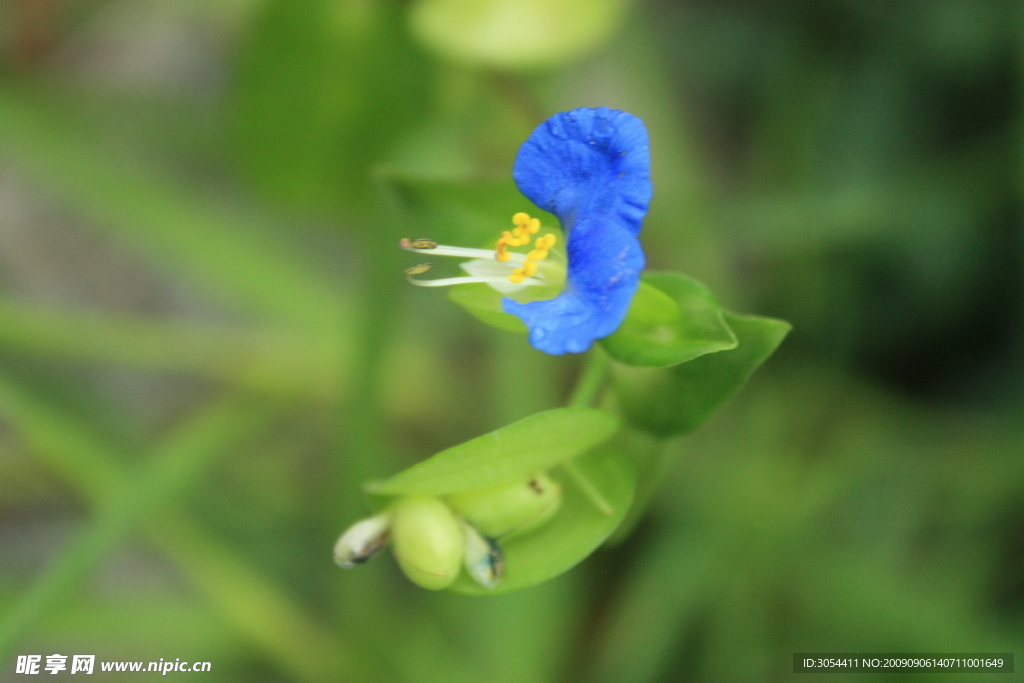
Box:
[407,275,547,288]
[400,241,527,264]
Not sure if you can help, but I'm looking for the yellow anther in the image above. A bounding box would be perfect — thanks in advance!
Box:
[536,233,556,250]
[404,263,432,275]
[498,215,556,279]
[495,231,513,262]
[527,249,549,262]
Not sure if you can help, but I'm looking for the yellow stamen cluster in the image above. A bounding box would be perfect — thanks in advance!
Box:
[496,212,541,263]
[509,232,557,284]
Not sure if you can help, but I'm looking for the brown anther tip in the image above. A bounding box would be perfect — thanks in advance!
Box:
[399,238,411,247]
[404,263,432,275]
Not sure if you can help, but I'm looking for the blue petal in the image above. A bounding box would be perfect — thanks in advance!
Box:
[503,214,645,354]
[513,107,651,235]
[503,107,652,355]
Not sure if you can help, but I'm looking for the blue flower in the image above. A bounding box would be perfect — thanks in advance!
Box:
[400,107,652,355]
[504,108,651,354]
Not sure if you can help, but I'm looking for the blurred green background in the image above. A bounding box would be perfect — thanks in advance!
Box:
[0,0,1021,681]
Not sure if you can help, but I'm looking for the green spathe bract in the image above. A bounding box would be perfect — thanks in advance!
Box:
[600,273,738,368]
[365,407,619,496]
[360,407,633,595]
[613,312,791,438]
[390,495,464,590]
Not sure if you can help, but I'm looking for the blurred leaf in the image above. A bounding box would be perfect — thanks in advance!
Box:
[601,273,738,367]
[231,0,430,211]
[0,88,343,330]
[449,447,634,595]
[409,0,631,70]
[613,313,790,438]
[448,283,528,333]
[366,408,619,495]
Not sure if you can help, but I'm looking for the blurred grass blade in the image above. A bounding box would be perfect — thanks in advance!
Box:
[0,87,343,330]
[0,297,344,397]
[0,382,273,660]
[0,374,375,681]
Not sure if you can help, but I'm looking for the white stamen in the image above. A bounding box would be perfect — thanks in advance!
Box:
[401,242,527,264]
[407,275,546,287]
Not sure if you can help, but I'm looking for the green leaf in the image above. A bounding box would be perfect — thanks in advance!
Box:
[601,273,739,368]
[365,408,619,495]
[409,0,631,70]
[613,313,790,438]
[448,284,528,334]
[449,447,634,595]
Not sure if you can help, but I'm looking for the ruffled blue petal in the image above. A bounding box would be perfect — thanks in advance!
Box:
[503,107,652,355]
[513,107,652,235]
[503,215,645,354]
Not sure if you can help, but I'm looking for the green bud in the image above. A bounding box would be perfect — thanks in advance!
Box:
[390,495,463,590]
[446,472,562,539]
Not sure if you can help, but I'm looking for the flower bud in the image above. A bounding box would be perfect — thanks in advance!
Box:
[390,495,463,590]
[334,513,391,567]
[460,520,504,589]
[446,472,561,539]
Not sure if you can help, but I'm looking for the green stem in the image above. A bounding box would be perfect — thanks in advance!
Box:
[564,347,614,515]
[568,346,611,408]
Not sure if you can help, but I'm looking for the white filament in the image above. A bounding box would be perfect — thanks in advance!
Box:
[400,243,527,264]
